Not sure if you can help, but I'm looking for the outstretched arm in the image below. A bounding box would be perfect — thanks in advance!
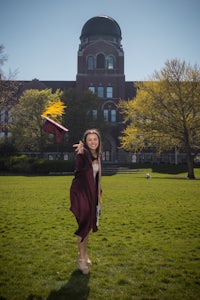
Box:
[73,140,84,154]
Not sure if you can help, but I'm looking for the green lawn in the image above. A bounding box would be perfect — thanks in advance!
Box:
[0,170,200,300]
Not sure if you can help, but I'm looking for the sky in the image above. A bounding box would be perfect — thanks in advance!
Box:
[1,0,200,82]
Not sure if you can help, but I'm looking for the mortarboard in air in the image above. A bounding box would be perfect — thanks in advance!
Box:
[41,115,69,142]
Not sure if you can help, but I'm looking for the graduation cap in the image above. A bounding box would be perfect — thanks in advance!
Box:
[41,115,69,143]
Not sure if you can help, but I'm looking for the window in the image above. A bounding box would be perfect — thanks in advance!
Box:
[104,109,117,122]
[97,54,105,68]
[92,110,97,120]
[111,109,116,122]
[102,151,110,161]
[103,110,109,121]
[103,103,117,123]
[97,86,104,98]
[88,86,95,93]
[87,56,94,70]
[8,111,12,122]
[132,154,137,163]
[107,55,114,69]
[0,110,5,122]
[64,154,69,160]
[106,87,113,98]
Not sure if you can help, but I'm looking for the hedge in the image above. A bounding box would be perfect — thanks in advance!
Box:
[0,155,74,175]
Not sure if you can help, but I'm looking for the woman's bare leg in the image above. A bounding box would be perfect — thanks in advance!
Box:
[78,234,89,258]
[81,234,92,265]
[77,235,89,274]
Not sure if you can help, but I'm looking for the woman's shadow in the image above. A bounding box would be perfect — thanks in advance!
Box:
[46,269,90,300]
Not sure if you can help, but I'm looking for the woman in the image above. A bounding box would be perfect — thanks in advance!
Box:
[70,129,102,274]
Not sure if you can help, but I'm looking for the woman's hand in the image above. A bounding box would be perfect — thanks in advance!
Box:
[73,140,84,154]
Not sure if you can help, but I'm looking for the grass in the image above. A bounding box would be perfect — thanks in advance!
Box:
[0,169,200,300]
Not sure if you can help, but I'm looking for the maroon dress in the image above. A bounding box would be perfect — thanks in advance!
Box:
[70,148,102,241]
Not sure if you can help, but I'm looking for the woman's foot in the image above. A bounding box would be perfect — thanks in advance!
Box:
[78,252,92,266]
[86,257,92,266]
[77,258,90,275]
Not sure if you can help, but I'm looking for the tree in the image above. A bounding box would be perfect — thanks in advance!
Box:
[0,44,20,105]
[61,88,109,151]
[118,59,200,179]
[10,88,63,152]
[0,45,21,155]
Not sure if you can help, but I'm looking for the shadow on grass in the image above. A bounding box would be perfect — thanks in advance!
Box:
[46,270,90,300]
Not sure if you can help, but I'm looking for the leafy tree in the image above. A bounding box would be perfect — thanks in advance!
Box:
[10,89,63,152]
[61,88,109,151]
[119,59,200,179]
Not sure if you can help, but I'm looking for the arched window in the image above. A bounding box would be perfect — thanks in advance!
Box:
[97,54,105,69]
[111,109,116,122]
[107,55,114,69]
[103,109,109,121]
[102,151,110,161]
[102,102,117,123]
[87,56,94,70]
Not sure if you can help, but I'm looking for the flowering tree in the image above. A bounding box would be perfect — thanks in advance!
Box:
[119,59,200,179]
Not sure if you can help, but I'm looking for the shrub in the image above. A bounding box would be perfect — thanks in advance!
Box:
[31,159,74,174]
[0,155,75,175]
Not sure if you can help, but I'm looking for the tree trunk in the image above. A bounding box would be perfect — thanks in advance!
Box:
[187,154,195,179]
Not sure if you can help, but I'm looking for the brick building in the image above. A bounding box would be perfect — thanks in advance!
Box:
[76,15,135,161]
[1,15,188,164]
[0,15,136,162]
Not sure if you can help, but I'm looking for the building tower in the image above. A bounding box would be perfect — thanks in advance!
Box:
[76,15,125,161]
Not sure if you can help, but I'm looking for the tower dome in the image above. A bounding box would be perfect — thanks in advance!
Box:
[80,15,122,39]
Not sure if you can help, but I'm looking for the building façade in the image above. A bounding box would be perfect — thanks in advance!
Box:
[0,16,188,164]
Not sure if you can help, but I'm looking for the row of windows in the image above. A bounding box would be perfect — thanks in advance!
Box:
[89,86,113,98]
[49,151,112,161]
[0,110,117,139]
[87,54,114,70]
[92,109,117,122]
[83,36,119,45]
